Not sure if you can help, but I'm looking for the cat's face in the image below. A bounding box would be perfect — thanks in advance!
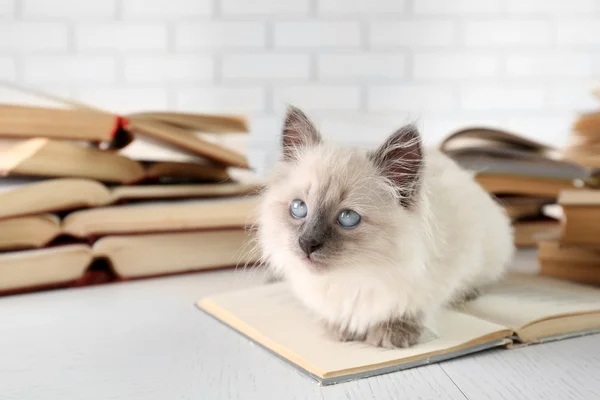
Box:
[258,106,423,276]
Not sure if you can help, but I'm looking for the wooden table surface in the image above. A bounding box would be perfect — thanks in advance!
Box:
[1,250,599,400]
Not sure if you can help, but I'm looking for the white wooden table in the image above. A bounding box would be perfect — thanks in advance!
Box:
[1,250,599,400]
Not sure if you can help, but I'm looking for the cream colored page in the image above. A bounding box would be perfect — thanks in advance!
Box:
[93,229,257,277]
[110,182,259,201]
[62,197,260,236]
[0,245,92,291]
[462,273,600,330]
[198,283,510,379]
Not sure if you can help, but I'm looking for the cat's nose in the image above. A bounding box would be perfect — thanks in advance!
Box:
[299,238,323,256]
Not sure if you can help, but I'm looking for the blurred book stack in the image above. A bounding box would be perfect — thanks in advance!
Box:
[439,127,599,249]
[0,86,263,296]
[562,89,600,169]
[537,89,600,286]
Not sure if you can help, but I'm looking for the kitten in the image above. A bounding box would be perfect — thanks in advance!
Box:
[257,106,515,349]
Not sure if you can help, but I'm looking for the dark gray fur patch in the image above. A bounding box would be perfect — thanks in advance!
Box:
[448,287,483,308]
[326,313,424,349]
[365,316,423,348]
[368,124,423,209]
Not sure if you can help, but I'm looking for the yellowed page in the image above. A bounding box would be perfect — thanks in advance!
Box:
[0,138,48,173]
[0,245,92,292]
[109,182,261,202]
[62,197,260,237]
[198,283,511,382]
[0,178,112,220]
[0,214,61,250]
[93,229,258,278]
[462,273,600,331]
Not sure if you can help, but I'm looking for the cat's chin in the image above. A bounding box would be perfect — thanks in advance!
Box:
[299,254,328,273]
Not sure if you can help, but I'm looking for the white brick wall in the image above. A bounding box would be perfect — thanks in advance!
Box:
[221,0,310,16]
[318,0,407,15]
[176,86,267,113]
[317,53,407,80]
[557,19,600,45]
[76,23,168,51]
[464,20,553,47]
[222,54,310,81]
[175,22,266,49]
[274,22,361,48]
[272,85,361,112]
[0,0,14,17]
[460,85,547,111]
[124,56,214,83]
[414,0,503,15]
[1,0,600,168]
[506,0,597,14]
[369,20,457,47]
[22,0,117,18]
[122,0,212,19]
[505,53,595,78]
[78,87,169,114]
[368,84,456,112]
[23,56,117,84]
[0,57,16,80]
[413,53,498,79]
[0,23,68,51]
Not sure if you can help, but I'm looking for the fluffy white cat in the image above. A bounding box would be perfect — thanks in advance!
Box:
[257,106,515,348]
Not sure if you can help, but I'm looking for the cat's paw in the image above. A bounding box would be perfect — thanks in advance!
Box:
[449,287,482,308]
[365,317,423,349]
[322,320,364,343]
[462,287,482,302]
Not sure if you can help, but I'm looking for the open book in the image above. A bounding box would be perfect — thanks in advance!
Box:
[197,273,600,385]
[0,196,260,250]
[440,126,600,196]
[0,84,251,169]
[0,178,261,221]
[0,138,240,184]
[0,228,259,296]
[0,103,131,147]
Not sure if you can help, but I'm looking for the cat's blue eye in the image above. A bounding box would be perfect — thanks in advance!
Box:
[290,199,308,219]
[338,209,361,228]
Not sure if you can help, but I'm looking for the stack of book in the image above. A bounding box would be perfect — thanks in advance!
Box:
[0,88,263,296]
[537,189,600,285]
[537,91,600,285]
[439,126,600,248]
[562,89,600,169]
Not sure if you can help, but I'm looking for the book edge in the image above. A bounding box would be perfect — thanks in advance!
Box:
[318,338,511,386]
[532,327,600,344]
[195,298,513,386]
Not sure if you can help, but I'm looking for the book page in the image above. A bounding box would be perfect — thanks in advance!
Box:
[462,273,600,331]
[0,245,92,292]
[197,282,511,383]
[0,176,45,193]
[62,197,260,237]
[0,214,61,250]
[109,182,260,202]
[0,178,111,220]
[95,229,257,278]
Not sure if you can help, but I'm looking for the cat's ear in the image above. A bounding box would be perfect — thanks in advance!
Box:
[371,124,423,207]
[281,105,321,161]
